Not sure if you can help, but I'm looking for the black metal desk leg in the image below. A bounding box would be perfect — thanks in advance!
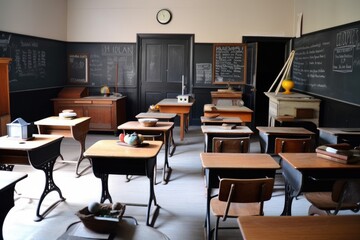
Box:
[281,180,295,216]
[33,158,66,221]
[99,174,112,203]
[162,131,172,184]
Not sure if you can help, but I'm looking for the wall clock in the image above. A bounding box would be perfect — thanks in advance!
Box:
[156,9,172,24]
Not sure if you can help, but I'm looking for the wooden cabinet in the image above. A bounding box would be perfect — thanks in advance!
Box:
[264,92,321,126]
[0,58,11,136]
[52,96,126,132]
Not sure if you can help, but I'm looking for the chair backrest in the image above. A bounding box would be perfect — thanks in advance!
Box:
[332,179,360,204]
[274,137,313,154]
[212,137,250,153]
[218,178,275,217]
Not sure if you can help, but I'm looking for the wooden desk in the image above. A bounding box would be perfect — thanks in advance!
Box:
[257,126,316,154]
[201,125,253,152]
[200,116,242,125]
[57,219,170,240]
[118,121,174,184]
[84,140,163,226]
[203,104,253,124]
[34,116,91,177]
[156,98,195,141]
[210,91,242,105]
[136,112,177,156]
[279,152,360,216]
[264,92,321,127]
[0,171,27,240]
[0,135,66,221]
[318,127,360,147]
[200,153,280,240]
[238,215,360,240]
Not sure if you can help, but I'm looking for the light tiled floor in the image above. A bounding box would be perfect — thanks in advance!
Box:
[3,126,314,240]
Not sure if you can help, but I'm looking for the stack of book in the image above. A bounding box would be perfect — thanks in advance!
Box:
[316,143,360,164]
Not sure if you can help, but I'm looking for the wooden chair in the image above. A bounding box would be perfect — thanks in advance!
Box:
[274,137,313,154]
[210,178,274,240]
[274,137,313,190]
[212,137,250,153]
[304,179,360,216]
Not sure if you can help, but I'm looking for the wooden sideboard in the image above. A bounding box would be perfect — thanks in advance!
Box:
[52,96,126,132]
[264,92,321,126]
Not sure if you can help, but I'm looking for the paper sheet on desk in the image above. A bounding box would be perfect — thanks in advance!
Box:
[72,223,110,239]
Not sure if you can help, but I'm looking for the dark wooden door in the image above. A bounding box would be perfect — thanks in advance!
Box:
[138,35,193,112]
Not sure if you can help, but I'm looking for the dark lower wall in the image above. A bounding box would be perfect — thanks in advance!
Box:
[10,88,62,124]
[318,97,360,127]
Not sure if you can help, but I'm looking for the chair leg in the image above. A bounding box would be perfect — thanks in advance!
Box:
[214,217,220,240]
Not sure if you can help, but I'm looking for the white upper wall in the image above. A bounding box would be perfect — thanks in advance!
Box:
[0,0,359,42]
[66,0,294,43]
[0,0,67,41]
[294,0,360,35]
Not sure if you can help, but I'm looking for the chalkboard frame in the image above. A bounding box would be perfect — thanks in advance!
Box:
[212,43,247,85]
[67,53,89,84]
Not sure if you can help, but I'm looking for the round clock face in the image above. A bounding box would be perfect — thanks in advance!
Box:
[156,9,172,24]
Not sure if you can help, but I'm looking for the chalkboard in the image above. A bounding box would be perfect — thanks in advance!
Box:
[194,43,213,86]
[67,43,136,88]
[292,21,360,106]
[68,53,88,83]
[213,43,247,85]
[0,31,66,91]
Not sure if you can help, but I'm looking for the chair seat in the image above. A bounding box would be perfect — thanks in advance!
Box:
[305,192,359,210]
[210,198,260,217]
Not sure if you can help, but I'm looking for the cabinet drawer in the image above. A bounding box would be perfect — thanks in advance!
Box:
[92,100,113,105]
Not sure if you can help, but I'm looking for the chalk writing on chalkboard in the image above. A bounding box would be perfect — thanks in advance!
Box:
[196,63,212,84]
[68,53,88,83]
[213,43,247,85]
[292,21,360,106]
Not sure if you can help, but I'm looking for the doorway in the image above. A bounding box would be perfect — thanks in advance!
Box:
[243,37,292,130]
[137,34,194,112]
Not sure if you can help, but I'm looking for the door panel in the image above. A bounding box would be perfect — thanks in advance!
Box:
[167,44,185,83]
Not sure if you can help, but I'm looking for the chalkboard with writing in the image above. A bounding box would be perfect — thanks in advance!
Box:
[213,43,247,85]
[68,53,88,83]
[292,21,360,106]
[0,31,66,91]
[67,43,136,88]
[194,43,213,86]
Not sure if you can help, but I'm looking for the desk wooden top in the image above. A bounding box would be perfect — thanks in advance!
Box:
[201,125,253,135]
[204,104,253,113]
[200,153,280,169]
[256,126,315,135]
[0,134,63,151]
[0,171,28,192]
[279,153,360,170]
[200,116,243,124]
[157,98,194,106]
[118,121,174,131]
[135,112,177,120]
[84,140,163,158]
[238,215,360,240]
[34,116,91,126]
[318,127,360,135]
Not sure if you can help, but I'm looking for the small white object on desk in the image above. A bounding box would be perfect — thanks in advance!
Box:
[59,109,77,119]
[177,94,192,103]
